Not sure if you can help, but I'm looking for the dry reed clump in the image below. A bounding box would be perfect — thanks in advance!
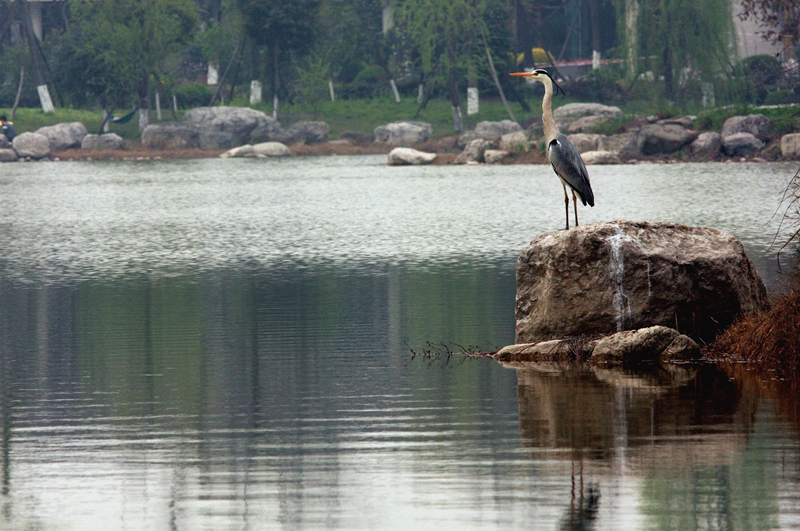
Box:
[708,279,800,373]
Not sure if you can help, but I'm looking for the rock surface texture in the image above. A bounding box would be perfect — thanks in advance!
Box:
[387,147,436,165]
[690,132,722,156]
[581,150,621,165]
[553,103,623,131]
[374,121,432,146]
[36,122,88,151]
[780,133,800,158]
[721,114,772,139]
[81,133,124,150]
[183,106,277,146]
[515,220,769,344]
[0,148,17,162]
[722,132,764,157]
[566,133,601,154]
[454,138,495,164]
[12,132,51,159]
[639,123,697,155]
[494,325,700,364]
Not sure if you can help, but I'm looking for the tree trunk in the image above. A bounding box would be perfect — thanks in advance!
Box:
[625,0,639,79]
[272,42,279,119]
[17,0,53,112]
[448,71,463,132]
[137,73,151,132]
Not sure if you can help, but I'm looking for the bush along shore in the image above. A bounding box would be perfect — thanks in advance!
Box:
[0,101,798,163]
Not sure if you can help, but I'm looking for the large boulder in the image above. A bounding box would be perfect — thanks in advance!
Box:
[553,103,623,130]
[567,114,619,134]
[272,121,329,145]
[387,147,437,166]
[597,132,642,160]
[474,120,522,138]
[781,133,800,159]
[484,149,510,164]
[0,149,17,162]
[454,138,495,164]
[182,106,277,146]
[12,132,51,159]
[499,131,530,151]
[721,114,772,139]
[0,134,10,149]
[81,133,124,150]
[515,220,769,344]
[639,123,697,155]
[566,133,601,154]
[35,122,87,151]
[374,121,432,146]
[689,131,722,157]
[722,132,764,157]
[142,122,234,150]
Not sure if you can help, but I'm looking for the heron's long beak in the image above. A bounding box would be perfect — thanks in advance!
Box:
[510,72,533,77]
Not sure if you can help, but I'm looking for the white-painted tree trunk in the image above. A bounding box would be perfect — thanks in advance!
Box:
[250,80,262,105]
[467,87,479,115]
[37,85,54,113]
[155,90,162,120]
[329,80,335,101]
[389,79,401,103]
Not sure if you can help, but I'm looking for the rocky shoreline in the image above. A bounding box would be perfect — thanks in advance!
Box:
[2,104,798,164]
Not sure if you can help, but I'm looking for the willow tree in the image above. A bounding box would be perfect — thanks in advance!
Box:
[394,0,484,132]
[71,0,199,131]
[621,0,736,101]
[237,0,320,115]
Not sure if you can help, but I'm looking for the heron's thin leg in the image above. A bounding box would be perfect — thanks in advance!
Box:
[562,182,570,230]
[572,190,579,227]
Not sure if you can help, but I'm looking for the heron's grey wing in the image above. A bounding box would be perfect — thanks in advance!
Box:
[548,135,594,206]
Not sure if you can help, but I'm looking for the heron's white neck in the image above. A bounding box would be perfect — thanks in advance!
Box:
[540,76,559,143]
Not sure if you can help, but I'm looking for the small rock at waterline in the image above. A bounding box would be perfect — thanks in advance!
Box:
[252,142,291,157]
[0,148,18,162]
[581,150,621,165]
[484,150,510,164]
[387,147,437,166]
[591,326,700,363]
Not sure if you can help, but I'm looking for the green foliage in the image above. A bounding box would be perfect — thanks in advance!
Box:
[173,83,212,108]
[624,0,736,101]
[69,0,200,114]
[764,90,800,105]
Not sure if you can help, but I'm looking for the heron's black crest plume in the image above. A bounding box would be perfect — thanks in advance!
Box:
[533,69,565,96]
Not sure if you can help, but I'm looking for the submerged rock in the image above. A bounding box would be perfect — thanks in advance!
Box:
[515,220,768,344]
[591,326,700,363]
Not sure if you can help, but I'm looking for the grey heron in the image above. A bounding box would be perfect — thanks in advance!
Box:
[511,69,594,230]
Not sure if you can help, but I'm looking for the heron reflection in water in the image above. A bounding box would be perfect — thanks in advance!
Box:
[511,69,595,230]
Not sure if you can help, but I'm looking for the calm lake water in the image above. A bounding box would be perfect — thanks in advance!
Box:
[1,156,799,530]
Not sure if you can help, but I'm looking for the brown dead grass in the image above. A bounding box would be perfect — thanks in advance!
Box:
[706,279,800,376]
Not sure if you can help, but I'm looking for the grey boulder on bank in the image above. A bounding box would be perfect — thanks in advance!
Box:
[12,132,51,159]
[374,121,432,146]
[82,133,124,150]
[515,220,768,345]
[36,122,88,151]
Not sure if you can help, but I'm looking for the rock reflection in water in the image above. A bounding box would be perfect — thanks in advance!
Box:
[513,363,776,529]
